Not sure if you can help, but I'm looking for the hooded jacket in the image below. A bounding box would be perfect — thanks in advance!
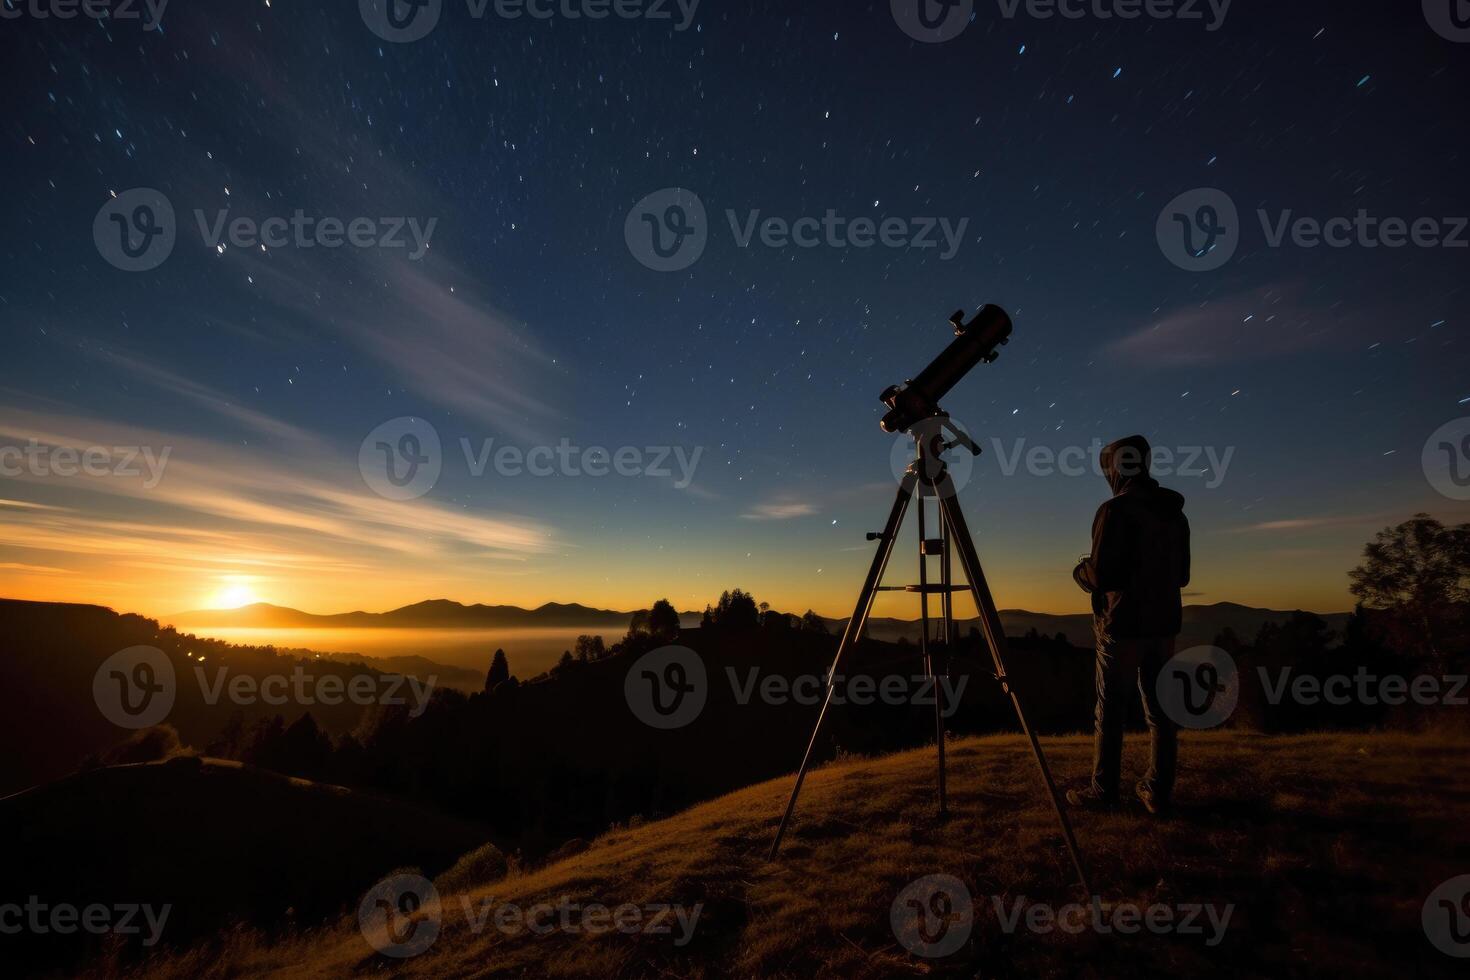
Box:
[1073,435,1191,641]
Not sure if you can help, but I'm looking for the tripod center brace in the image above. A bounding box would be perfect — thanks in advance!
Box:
[767,306,1092,897]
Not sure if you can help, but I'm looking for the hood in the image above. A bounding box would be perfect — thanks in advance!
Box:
[1101,435,1156,496]
[1100,435,1188,510]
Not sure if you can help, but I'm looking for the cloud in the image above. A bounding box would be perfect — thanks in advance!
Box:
[742,502,818,521]
[1229,513,1392,533]
[92,348,318,444]
[1102,285,1351,368]
[0,405,559,581]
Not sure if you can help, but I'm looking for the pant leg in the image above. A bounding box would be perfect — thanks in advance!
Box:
[1137,637,1180,803]
[1090,637,1139,799]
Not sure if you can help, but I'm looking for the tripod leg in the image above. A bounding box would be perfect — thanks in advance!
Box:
[768,469,918,861]
[916,484,947,816]
[935,499,951,815]
[937,483,1094,896]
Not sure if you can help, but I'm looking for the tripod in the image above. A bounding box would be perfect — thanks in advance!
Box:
[766,415,1092,896]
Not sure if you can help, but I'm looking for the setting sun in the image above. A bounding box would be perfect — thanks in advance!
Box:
[206,584,262,610]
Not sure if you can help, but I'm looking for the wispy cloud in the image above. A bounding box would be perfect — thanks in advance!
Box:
[0,405,559,589]
[742,502,818,521]
[1102,285,1354,367]
[1230,513,1392,533]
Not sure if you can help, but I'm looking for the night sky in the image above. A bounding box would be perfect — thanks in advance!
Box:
[2,0,1467,618]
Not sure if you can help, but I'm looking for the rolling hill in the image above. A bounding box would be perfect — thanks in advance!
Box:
[132,730,1470,978]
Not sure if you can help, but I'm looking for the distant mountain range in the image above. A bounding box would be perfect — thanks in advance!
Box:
[172,598,1351,653]
[170,599,651,629]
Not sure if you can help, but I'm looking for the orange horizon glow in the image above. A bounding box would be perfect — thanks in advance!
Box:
[0,555,1363,625]
[5,400,1453,629]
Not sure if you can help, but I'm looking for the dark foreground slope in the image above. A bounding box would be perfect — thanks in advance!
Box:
[137,731,1469,979]
[0,757,498,975]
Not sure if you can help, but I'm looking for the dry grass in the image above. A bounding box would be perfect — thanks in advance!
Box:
[135,731,1470,979]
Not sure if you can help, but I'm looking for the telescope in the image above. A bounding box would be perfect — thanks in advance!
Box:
[770,300,1092,896]
[879,305,1013,436]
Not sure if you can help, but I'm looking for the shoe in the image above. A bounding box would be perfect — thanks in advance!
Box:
[1066,786,1118,811]
[1136,782,1170,816]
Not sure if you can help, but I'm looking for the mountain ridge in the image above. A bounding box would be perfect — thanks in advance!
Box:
[169,597,1353,649]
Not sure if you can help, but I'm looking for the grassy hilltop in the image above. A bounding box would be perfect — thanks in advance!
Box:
[139,730,1470,979]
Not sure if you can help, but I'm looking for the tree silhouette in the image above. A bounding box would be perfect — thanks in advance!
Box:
[712,589,759,631]
[800,610,828,634]
[486,649,511,692]
[647,599,680,641]
[575,634,607,662]
[1349,514,1470,665]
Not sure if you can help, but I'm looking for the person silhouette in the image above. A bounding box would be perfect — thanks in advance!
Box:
[1066,435,1191,816]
